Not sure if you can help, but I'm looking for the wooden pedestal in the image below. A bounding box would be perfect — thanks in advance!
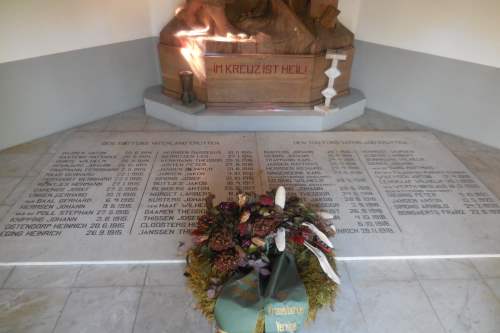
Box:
[159,44,354,107]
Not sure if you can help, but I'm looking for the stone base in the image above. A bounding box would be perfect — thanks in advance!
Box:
[144,86,366,131]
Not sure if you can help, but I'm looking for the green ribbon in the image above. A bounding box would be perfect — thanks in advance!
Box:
[215,253,309,333]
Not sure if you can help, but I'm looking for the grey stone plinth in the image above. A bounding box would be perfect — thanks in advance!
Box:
[144,86,366,131]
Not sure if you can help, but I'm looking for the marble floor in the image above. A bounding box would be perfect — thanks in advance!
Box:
[0,108,499,333]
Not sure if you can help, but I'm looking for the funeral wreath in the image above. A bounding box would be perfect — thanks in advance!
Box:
[185,187,340,333]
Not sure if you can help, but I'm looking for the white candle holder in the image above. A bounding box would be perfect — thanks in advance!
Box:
[314,50,347,113]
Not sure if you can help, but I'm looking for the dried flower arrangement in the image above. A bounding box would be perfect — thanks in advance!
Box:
[185,187,340,333]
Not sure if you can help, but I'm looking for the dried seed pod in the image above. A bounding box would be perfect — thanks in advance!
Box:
[240,210,251,223]
[238,193,248,208]
[209,228,235,252]
[251,237,266,248]
[213,251,240,275]
[253,217,281,237]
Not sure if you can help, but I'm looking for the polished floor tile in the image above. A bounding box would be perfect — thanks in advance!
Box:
[134,286,211,333]
[0,288,69,333]
[453,151,500,174]
[421,279,500,333]
[470,259,500,279]
[143,118,179,131]
[345,260,416,283]
[74,265,147,287]
[77,118,111,132]
[304,277,369,333]
[4,266,80,289]
[0,108,500,333]
[1,177,36,206]
[432,131,500,154]
[145,263,186,287]
[353,280,445,333]
[474,169,500,199]
[0,206,9,221]
[119,107,146,119]
[0,177,22,203]
[337,109,426,132]
[0,267,12,287]
[484,278,500,300]
[106,117,147,131]
[48,129,76,154]
[0,154,41,177]
[0,132,64,155]
[53,287,141,333]
[27,153,56,177]
[408,259,480,280]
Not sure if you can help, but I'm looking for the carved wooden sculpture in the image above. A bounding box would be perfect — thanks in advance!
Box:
[158,0,355,107]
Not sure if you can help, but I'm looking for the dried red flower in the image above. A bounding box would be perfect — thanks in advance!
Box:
[291,234,305,245]
[259,195,274,206]
[209,228,235,252]
[238,223,249,237]
[218,202,238,211]
[191,228,205,236]
[196,214,214,233]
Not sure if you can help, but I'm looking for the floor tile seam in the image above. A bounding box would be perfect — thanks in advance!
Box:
[482,278,500,304]
[103,117,118,131]
[469,259,500,280]
[414,276,482,282]
[48,130,76,154]
[2,151,48,205]
[142,265,150,287]
[0,285,145,291]
[50,289,73,333]
[70,266,84,288]
[431,131,500,154]
[130,286,146,333]
[75,117,112,133]
[142,284,188,290]
[0,286,72,291]
[342,263,372,333]
[409,262,450,333]
[69,286,144,291]
[140,118,148,132]
[0,177,24,205]
[469,262,500,303]
[348,277,420,286]
[0,267,15,288]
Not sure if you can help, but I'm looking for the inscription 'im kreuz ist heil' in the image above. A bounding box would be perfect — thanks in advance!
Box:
[211,63,309,75]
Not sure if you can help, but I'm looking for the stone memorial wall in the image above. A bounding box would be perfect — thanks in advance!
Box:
[0,132,499,264]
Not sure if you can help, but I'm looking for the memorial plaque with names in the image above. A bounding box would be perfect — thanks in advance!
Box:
[0,132,499,264]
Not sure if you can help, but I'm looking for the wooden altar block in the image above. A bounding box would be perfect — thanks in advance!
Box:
[205,54,315,104]
[205,40,236,54]
[236,41,258,54]
[158,43,353,106]
[207,79,313,104]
